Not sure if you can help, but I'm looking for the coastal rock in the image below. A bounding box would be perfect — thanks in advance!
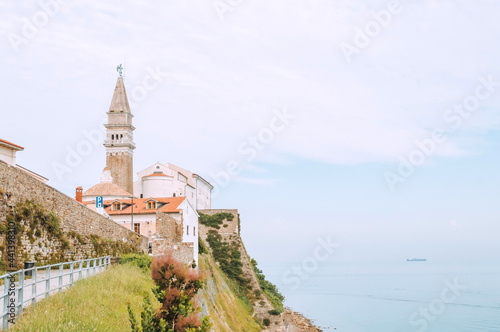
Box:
[264,308,322,332]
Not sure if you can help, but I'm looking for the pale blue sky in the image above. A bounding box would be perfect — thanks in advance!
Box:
[1,1,500,265]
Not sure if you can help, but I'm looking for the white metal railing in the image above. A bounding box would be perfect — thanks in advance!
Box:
[0,256,111,330]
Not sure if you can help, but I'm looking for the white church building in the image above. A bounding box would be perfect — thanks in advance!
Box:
[134,162,212,210]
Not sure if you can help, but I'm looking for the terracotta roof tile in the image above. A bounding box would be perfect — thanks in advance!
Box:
[101,196,186,215]
[0,138,24,150]
[144,173,172,177]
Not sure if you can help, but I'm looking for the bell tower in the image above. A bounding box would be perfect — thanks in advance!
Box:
[103,67,135,193]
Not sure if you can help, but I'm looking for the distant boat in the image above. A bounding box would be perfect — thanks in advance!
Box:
[407,258,427,262]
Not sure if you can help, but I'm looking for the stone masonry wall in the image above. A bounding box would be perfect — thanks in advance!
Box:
[197,209,239,238]
[150,211,194,265]
[0,160,148,253]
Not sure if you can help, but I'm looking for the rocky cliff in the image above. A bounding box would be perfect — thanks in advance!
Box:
[197,210,320,332]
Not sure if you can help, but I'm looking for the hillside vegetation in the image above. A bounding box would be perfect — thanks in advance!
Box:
[197,252,262,332]
[10,263,159,332]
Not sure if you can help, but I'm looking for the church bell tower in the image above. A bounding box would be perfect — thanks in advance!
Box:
[103,66,135,193]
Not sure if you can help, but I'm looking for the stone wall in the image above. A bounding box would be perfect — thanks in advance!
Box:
[0,200,139,268]
[150,211,194,265]
[197,209,239,238]
[0,160,148,254]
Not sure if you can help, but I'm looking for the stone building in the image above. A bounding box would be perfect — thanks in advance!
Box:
[98,196,199,264]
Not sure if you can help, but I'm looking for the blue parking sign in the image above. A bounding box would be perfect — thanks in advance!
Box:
[96,196,103,208]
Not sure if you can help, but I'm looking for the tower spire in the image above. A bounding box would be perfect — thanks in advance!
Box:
[109,75,131,114]
[103,69,135,194]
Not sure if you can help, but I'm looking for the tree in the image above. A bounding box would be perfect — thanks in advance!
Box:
[128,255,211,332]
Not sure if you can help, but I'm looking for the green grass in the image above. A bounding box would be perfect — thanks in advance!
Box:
[10,264,159,332]
[198,254,262,332]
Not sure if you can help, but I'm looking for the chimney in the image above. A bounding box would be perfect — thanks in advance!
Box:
[76,186,83,203]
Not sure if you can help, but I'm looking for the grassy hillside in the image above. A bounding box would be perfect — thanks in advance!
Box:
[10,251,279,331]
[198,253,262,332]
[10,264,158,332]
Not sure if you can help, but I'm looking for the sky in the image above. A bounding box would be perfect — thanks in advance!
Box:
[1,0,500,271]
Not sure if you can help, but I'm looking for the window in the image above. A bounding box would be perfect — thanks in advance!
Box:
[112,202,120,210]
[187,226,189,235]
[111,134,114,140]
[193,227,196,236]
[173,193,176,197]
[134,223,140,234]
[140,194,143,198]
[147,201,156,209]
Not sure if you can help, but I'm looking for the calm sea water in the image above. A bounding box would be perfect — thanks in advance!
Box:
[260,261,500,332]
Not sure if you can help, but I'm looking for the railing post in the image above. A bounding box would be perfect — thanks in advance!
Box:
[78,260,82,281]
[86,259,90,278]
[45,266,51,299]
[58,264,63,293]
[69,262,74,287]
[17,272,24,316]
[93,258,97,275]
[32,267,37,305]
[98,257,102,273]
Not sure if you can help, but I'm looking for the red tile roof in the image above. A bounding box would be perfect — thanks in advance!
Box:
[0,138,24,150]
[144,173,172,177]
[101,196,186,215]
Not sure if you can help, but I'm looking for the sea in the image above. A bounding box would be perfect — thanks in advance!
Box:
[259,261,500,332]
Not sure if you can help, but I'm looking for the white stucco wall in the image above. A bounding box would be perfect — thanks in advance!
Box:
[179,200,199,264]
[142,176,172,198]
[109,213,157,238]
[134,162,212,212]
[134,163,176,197]
[195,179,212,210]
[186,185,196,208]
[0,146,16,166]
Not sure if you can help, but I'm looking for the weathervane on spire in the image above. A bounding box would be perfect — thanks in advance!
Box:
[116,64,123,77]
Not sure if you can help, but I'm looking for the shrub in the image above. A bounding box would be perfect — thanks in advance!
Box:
[206,230,247,287]
[251,258,285,313]
[268,309,281,316]
[263,318,270,326]
[120,253,152,273]
[198,212,234,229]
[128,254,211,332]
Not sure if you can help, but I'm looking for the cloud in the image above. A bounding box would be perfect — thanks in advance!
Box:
[1,0,500,192]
